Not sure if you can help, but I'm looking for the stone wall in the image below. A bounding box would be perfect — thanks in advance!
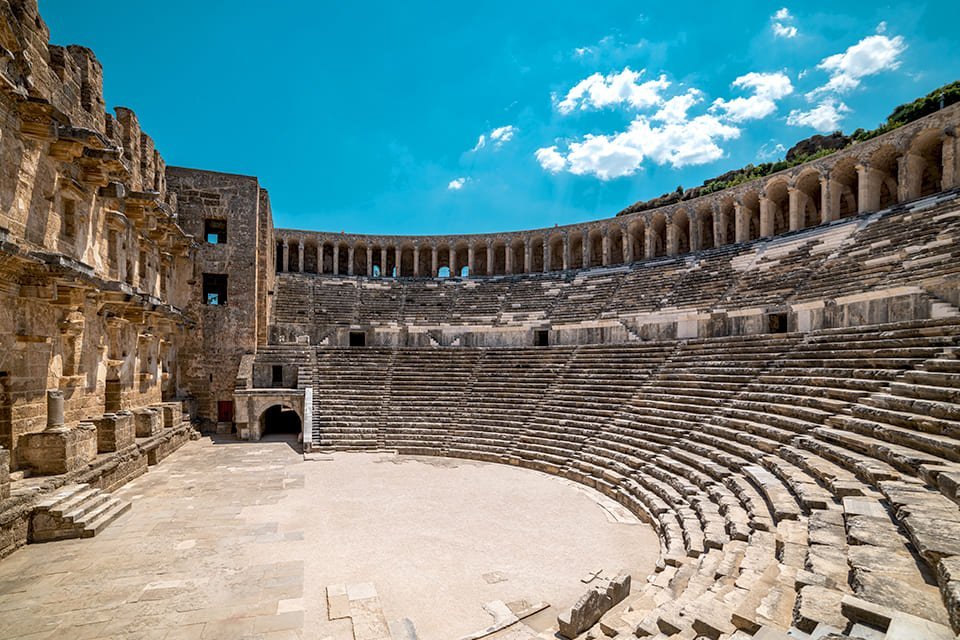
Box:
[165,167,274,425]
[0,0,194,470]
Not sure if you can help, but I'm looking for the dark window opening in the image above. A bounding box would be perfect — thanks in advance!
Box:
[534,330,549,347]
[768,313,788,334]
[203,273,228,306]
[349,331,366,347]
[217,400,234,423]
[205,219,227,244]
[61,199,76,239]
[272,365,283,386]
[107,230,118,266]
[138,251,147,279]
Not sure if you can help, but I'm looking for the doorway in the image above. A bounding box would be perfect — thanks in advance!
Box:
[260,404,302,437]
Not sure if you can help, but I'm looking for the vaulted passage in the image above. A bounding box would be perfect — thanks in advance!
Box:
[260,404,302,436]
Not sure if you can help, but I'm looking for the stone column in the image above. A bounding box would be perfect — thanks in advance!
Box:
[431,246,438,276]
[644,228,656,259]
[601,233,610,266]
[759,197,774,238]
[898,154,922,202]
[486,243,494,276]
[413,246,420,277]
[505,245,514,275]
[542,238,550,272]
[582,236,590,267]
[689,219,700,253]
[347,246,355,276]
[788,187,802,231]
[332,245,339,275]
[47,390,65,430]
[298,240,305,272]
[734,203,747,243]
[366,246,373,276]
[524,240,532,273]
[944,131,958,189]
[621,231,630,264]
[394,246,402,277]
[820,177,835,223]
[318,243,325,274]
[666,224,678,256]
[562,236,570,270]
[448,247,456,275]
[857,164,880,213]
[467,245,475,277]
[282,240,289,272]
[380,247,388,276]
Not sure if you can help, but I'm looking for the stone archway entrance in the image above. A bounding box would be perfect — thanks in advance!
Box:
[259,404,302,438]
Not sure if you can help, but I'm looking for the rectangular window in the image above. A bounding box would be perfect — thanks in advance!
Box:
[534,330,549,347]
[349,331,366,347]
[768,313,788,334]
[272,365,283,386]
[61,199,76,239]
[203,273,228,306]
[205,219,227,244]
[138,251,147,279]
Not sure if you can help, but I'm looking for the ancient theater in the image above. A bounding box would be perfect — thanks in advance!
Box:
[0,1,959,638]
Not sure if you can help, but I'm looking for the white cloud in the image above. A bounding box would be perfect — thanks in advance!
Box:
[757,141,787,160]
[773,23,797,38]
[535,146,568,173]
[711,72,793,122]
[489,125,517,147]
[557,67,670,114]
[570,36,646,63]
[447,177,467,190]
[808,33,907,99]
[787,100,850,132]
[654,89,703,124]
[541,113,740,180]
[771,7,798,38]
[471,125,518,152]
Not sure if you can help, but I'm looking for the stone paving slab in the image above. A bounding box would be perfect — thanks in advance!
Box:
[0,436,658,639]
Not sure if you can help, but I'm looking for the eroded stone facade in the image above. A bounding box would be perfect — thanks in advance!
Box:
[0,2,270,496]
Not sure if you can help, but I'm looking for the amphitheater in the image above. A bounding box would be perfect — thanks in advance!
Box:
[1,2,960,639]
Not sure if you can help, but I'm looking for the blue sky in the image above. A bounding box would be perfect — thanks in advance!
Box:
[41,1,960,235]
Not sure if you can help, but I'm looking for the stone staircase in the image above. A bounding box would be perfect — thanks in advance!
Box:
[31,483,131,542]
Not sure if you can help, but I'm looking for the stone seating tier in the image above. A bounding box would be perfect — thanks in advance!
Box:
[271,190,960,336]
[265,316,960,637]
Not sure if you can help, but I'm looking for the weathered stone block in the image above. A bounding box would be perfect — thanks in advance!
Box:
[159,402,182,428]
[0,447,9,499]
[92,411,135,452]
[558,586,607,639]
[132,408,162,438]
[16,424,97,475]
[557,573,631,639]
